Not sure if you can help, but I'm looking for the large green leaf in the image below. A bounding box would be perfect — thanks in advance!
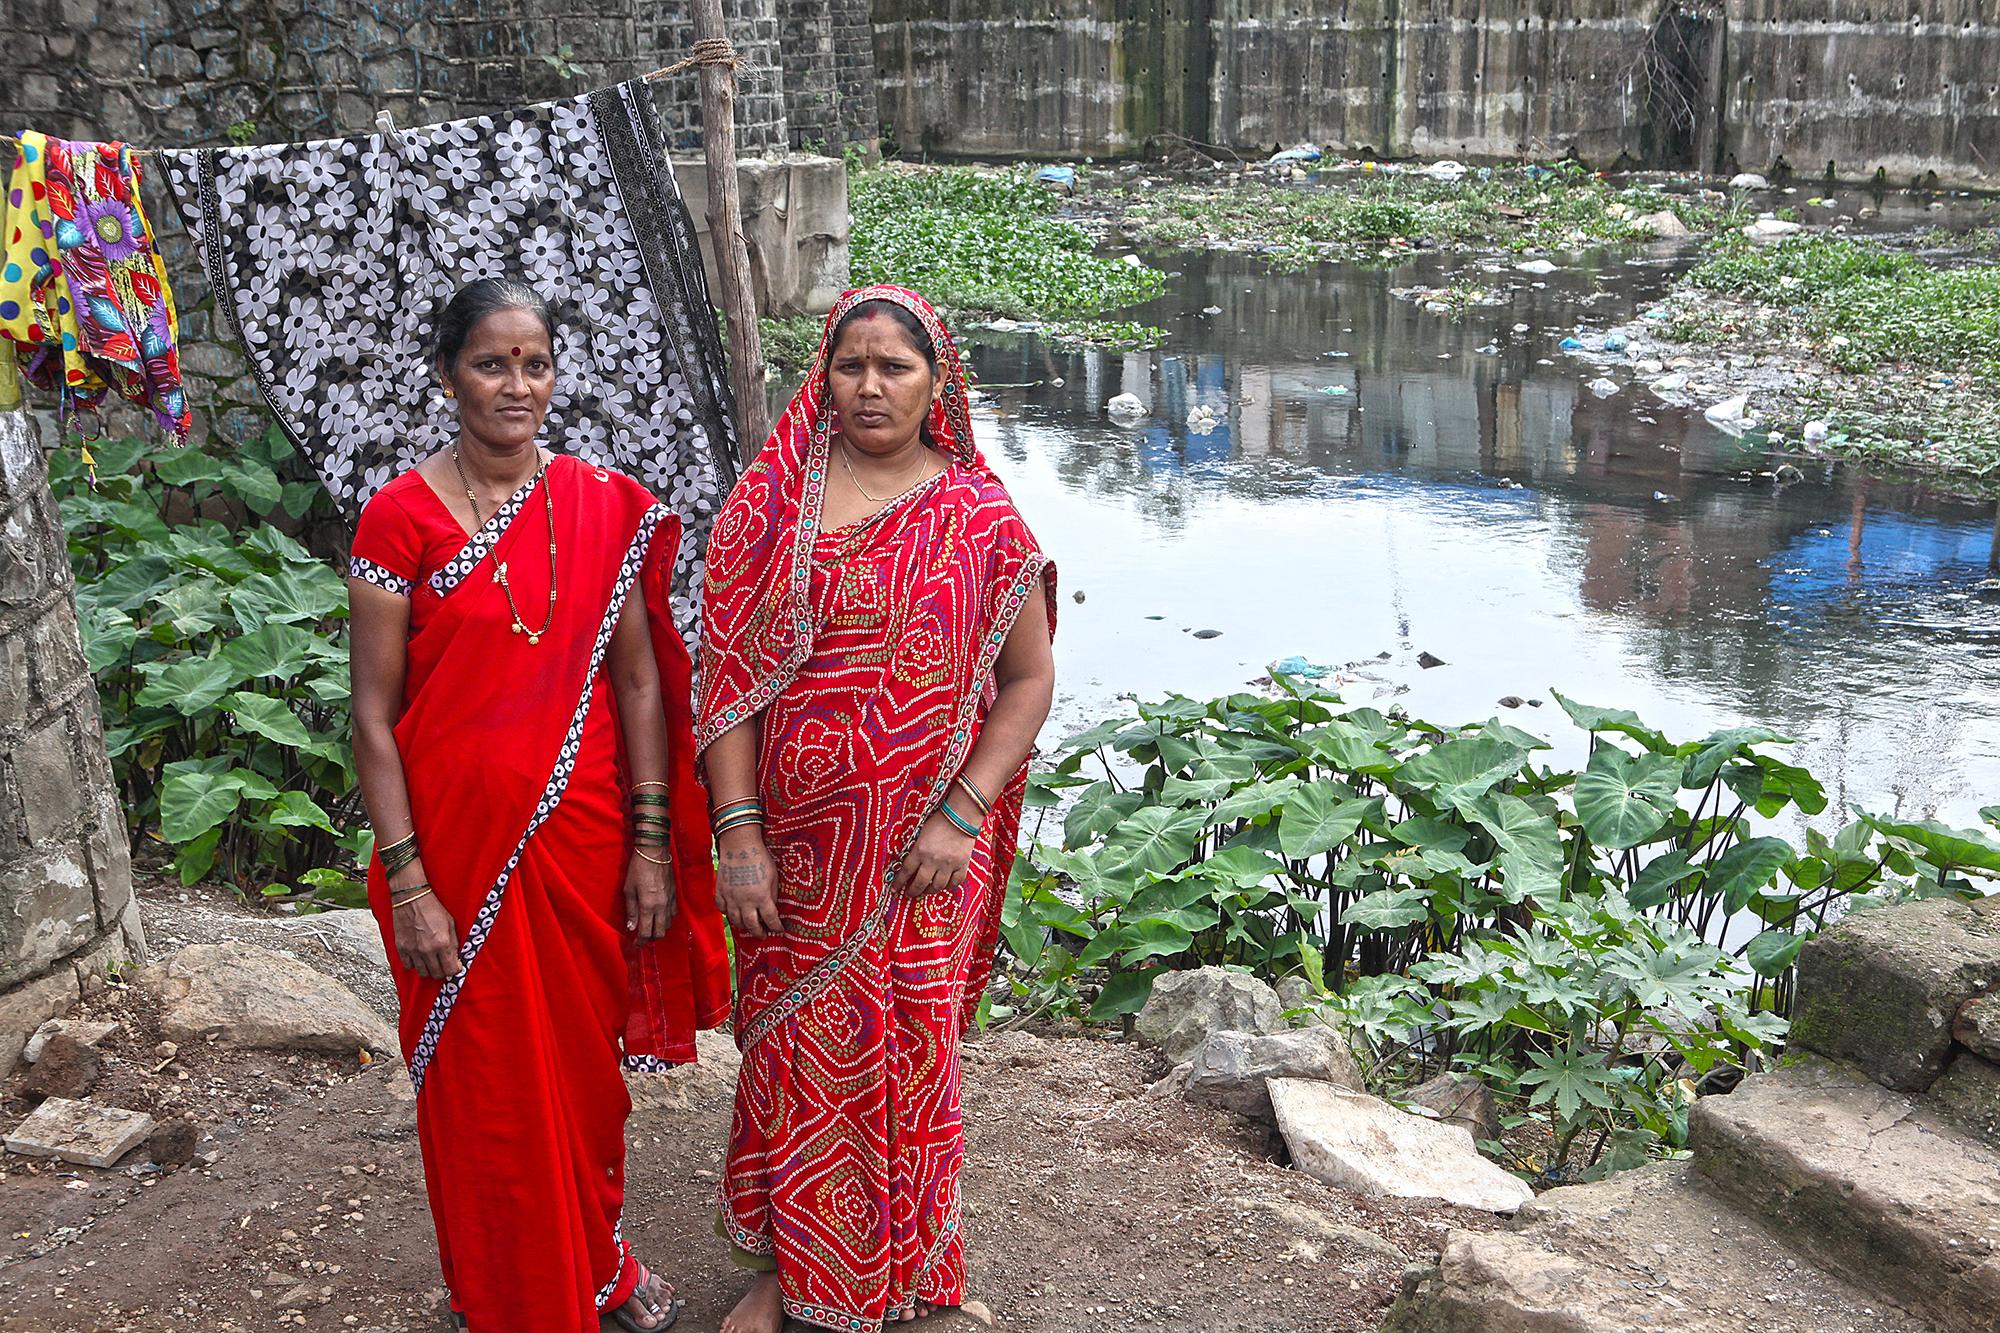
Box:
[1342,886,1432,931]
[1707,837,1797,913]
[1305,721,1384,771]
[1063,783,1141,849]
[1858,813,2000,877]
[231,565,347,631]
[1117,918,1197,965]
[1685,726,1793,788]
[221,624,318,681]
[1517,1046,1620,1122]
[1159,775,1233,806]
[135,655,243,714]
[152,581,231,637]
[77,606,138,673]
[1398,737,1528,811]
[224,692,314,748]
[167,529,259,582]
[1390,815,1471,853]
[159,769,251,842]
[1088,967,1164,1020]
[1745,929,1807,978]
[1190,845,1286,889]
[1629,850,1700,909]
[1574,746,1681,849]
[1278,783,1371,858]
[264,790,335,833]
[91,554,172,611]
[241,525,317,568]
[1551,691,1670,752]
[1101,805,1206,880]
[220,458,284,513]
[1206,776,1301,828]
[152,447,227,489]
[1467,792,1564,903]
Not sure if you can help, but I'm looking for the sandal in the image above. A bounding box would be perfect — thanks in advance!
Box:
[607,1262,681,1332]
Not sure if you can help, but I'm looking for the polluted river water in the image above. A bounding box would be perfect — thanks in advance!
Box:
[946,239,2000,830]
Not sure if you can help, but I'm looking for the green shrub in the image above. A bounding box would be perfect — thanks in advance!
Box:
[50,431,369,905]
[1000,677,1999,1180]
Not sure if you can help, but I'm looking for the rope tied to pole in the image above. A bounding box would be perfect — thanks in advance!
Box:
[646,39,743,81]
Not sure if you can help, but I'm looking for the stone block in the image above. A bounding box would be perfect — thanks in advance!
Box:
[84,30,143,77]
[141,942,396,1057]
[11,722,84,845]
[188,26,233,50]
[1956,990,2000,1064]
[22,1032,103,1100]
[1401,1071,1501,1145]
[0,846,99,989]
[1186,1026,1363,1123]
[27,606,90,705]
[0,966,79,1077]
[4,1096,155,1167]
[146,43,201,82]
[22,1017,120,1064]
[1791,896,2000,1093]
[1269,1078,1533,1214]
[177,340,247,381]
[19,73,61,112]
[1133,966,1286,1064]
[204,50,236,80]
[1929,1052,2000,1148]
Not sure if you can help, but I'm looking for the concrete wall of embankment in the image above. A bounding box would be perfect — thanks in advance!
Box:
[874,0,2000,189]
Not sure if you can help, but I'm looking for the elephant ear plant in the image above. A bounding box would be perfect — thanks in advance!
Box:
[51,429,370,906]
[998,676,1998,1182]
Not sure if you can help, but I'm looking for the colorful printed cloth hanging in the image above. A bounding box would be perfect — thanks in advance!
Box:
[1,132,191,442]
[157,79,740,656]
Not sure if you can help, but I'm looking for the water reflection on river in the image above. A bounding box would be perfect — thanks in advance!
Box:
[951,247,2000,827]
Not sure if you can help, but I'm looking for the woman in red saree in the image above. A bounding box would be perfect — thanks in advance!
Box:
[348,278,731,1333]
[699,285,1058,1333]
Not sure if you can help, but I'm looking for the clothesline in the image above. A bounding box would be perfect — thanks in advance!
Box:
[115,40,742,163]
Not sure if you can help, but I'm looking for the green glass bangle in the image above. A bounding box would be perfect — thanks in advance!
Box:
[630,792,671,807]
[937,801,980,838]
[713,813,765,837]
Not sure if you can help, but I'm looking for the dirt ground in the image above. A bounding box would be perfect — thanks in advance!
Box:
[1,882,1495,1333]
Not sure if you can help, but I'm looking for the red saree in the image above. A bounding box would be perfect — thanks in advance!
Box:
[699,286,1057,1332]
[351,455,731,1333]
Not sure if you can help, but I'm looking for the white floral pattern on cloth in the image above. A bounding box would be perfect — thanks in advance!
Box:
[157,81,738,657]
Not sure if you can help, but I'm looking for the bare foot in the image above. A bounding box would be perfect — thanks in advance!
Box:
[720,1273,783,1333]
[602,1266,675,1331]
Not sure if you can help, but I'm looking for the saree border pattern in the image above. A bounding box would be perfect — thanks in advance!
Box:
[407,501,674,1093]
[427,465,545,598]
[348,555,413,597]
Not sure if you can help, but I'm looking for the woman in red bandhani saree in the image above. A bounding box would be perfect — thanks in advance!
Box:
[699,285,1058,1333]
[348,278,732,1333]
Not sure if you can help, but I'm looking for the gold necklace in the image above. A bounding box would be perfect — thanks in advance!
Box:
[452,447,557,645]
[839,438,933,504]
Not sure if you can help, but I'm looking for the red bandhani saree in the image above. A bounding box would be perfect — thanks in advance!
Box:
[351,455,732,1333]
[699,285,1057,1332]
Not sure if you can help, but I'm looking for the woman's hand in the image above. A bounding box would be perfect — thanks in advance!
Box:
[892,811,978,898]
[625,852,678,941]
[390,859,463,979]
[716,832,784,938]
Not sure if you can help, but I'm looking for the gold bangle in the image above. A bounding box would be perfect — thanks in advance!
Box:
[631,780,670,791]
[634,847,671,866]
[391,886,435,909]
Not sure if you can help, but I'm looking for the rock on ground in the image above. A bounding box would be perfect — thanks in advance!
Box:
[21,1018,120,1064]
[1135,967,1285,1063]
[139,942,398,1058]
[1400,1072,1500,1145]
[1380,1160,1928,1333]
[1789,894,2000,1093]
[1956,990,2000,1063]
[20,1033,102,1101]
[1268,1077,1532,1214]
[1631,209,1693,239]
[1186,1027,1362,1122]
[5,1096,156,1168]
[1930,1052,2000,1146]
[1691,1053,2000,1333]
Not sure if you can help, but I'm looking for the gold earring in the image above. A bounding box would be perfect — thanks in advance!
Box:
[443,387,455,399]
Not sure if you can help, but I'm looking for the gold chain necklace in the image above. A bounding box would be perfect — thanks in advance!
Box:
[839,438,933,504]
[452,447,557,645]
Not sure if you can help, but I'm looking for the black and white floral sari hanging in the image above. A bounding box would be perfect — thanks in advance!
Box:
[158,80,738,654]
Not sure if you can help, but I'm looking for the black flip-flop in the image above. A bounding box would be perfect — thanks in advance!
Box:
[608,1264,681,1333]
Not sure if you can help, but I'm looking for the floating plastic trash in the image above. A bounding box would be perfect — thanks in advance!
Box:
[1319,385,1352,396]
[1266,144,1323,167]
[1559,336,1586,351]
[1476,344,1500,355]
[1034,165,1077,192]
[1106,393,1147,420]
[1271,656,1333,680]
[1515,259,1558,275]
[1602,333,1629,353]
[1589,378,1619,398]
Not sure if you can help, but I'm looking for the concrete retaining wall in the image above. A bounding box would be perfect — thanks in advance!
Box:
[875,0,2000,189]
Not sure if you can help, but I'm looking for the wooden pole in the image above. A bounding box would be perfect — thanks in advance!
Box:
[689,0,770,462]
